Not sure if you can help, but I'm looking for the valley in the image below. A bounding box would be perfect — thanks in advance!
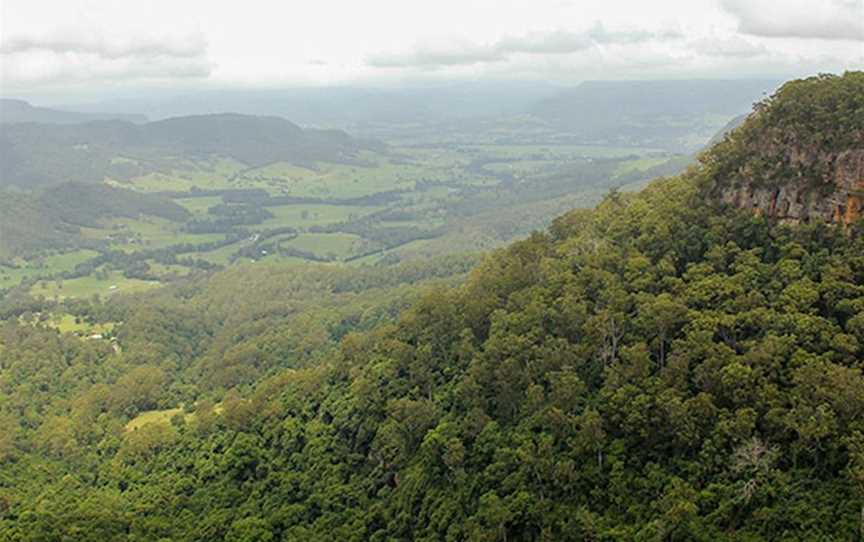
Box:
[0,117,688,299]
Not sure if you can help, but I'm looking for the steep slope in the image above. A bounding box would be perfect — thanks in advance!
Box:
[705,72,864,225]
[704,113,748,148]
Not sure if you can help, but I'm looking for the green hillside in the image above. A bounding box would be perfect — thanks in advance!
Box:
[0,73,862,540]
[0,183,190,259]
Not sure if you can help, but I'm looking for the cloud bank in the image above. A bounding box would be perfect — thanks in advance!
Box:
[1,31,208,59]
[0,29,212,86]
[366,22,683,68]
[1,0,862,95]
[720,0,864,41]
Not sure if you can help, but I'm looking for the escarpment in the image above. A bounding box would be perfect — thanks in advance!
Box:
[705,72,864,225]
[719,146,864,225]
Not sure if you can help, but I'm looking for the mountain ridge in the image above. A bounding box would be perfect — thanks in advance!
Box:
[0,112,381,188]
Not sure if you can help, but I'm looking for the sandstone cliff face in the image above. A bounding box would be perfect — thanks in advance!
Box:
[718,146,864,226]
[705,73,864,226]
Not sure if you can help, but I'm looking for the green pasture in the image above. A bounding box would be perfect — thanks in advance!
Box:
[0,249,98,290]
[31,270,160,300]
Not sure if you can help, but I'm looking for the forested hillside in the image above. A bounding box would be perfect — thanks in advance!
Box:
[0,73,862,541]
[0,183,190,259]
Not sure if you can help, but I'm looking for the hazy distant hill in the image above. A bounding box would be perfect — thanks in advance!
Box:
[45,80,777,151]
[0,113,381,188]
[531,79,779,150]
[0,98,147,124]
[56,82,563,127]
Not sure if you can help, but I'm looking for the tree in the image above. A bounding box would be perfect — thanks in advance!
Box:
[226,517,274,542]
[636,292,688,367]
[0,412,17,462]
[108,365,166,416]
[846,432,864,540]
[575,407,606,467]
[35,415,77,458]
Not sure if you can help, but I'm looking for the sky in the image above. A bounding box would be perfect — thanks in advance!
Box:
[1,0,862,101]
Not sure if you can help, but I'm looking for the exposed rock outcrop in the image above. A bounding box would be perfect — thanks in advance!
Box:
[719,147,864,225]
[704,72,864,226]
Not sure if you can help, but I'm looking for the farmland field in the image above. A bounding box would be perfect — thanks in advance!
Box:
[0,120,688,299]
[30,270,160,300]
[0,249,99,289]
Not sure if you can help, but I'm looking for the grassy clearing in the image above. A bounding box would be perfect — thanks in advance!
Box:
[146,261,197,278]
[47,314,116,336]
[123,158,248,193]
[31,270,160,300]
[175,196,224,215]
[124,172,220,192]
[0,249,99,290]
[94,217,225,252]
[189,241,248,266]
[255,204,380,230]
[243,158,454,199]
[125,408,185,432]
[282,233,366,259]
[17,313,116,336]
[125,402,225,432]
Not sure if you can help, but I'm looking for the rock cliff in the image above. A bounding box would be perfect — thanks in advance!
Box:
[704,72,864,225]
[718,147,864,225]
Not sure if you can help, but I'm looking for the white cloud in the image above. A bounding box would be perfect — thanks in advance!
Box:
[1,30,208,60]
[366,22,684,69]
[0,0,213,90]
[0,0,861,96]
[720,0,864,41]
[0,32,213,87]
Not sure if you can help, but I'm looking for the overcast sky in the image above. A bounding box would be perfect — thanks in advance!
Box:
[1,0,862,100]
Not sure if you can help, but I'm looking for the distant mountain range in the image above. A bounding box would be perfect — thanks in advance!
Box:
[0,98,147,124]
[0,112,381,188]
[47,82,563,127]
[0,78,781,189]
[531,79,779,150]
[6,77,777,130]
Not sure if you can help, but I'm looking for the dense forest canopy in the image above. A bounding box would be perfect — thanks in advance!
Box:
[0,72,862,541]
